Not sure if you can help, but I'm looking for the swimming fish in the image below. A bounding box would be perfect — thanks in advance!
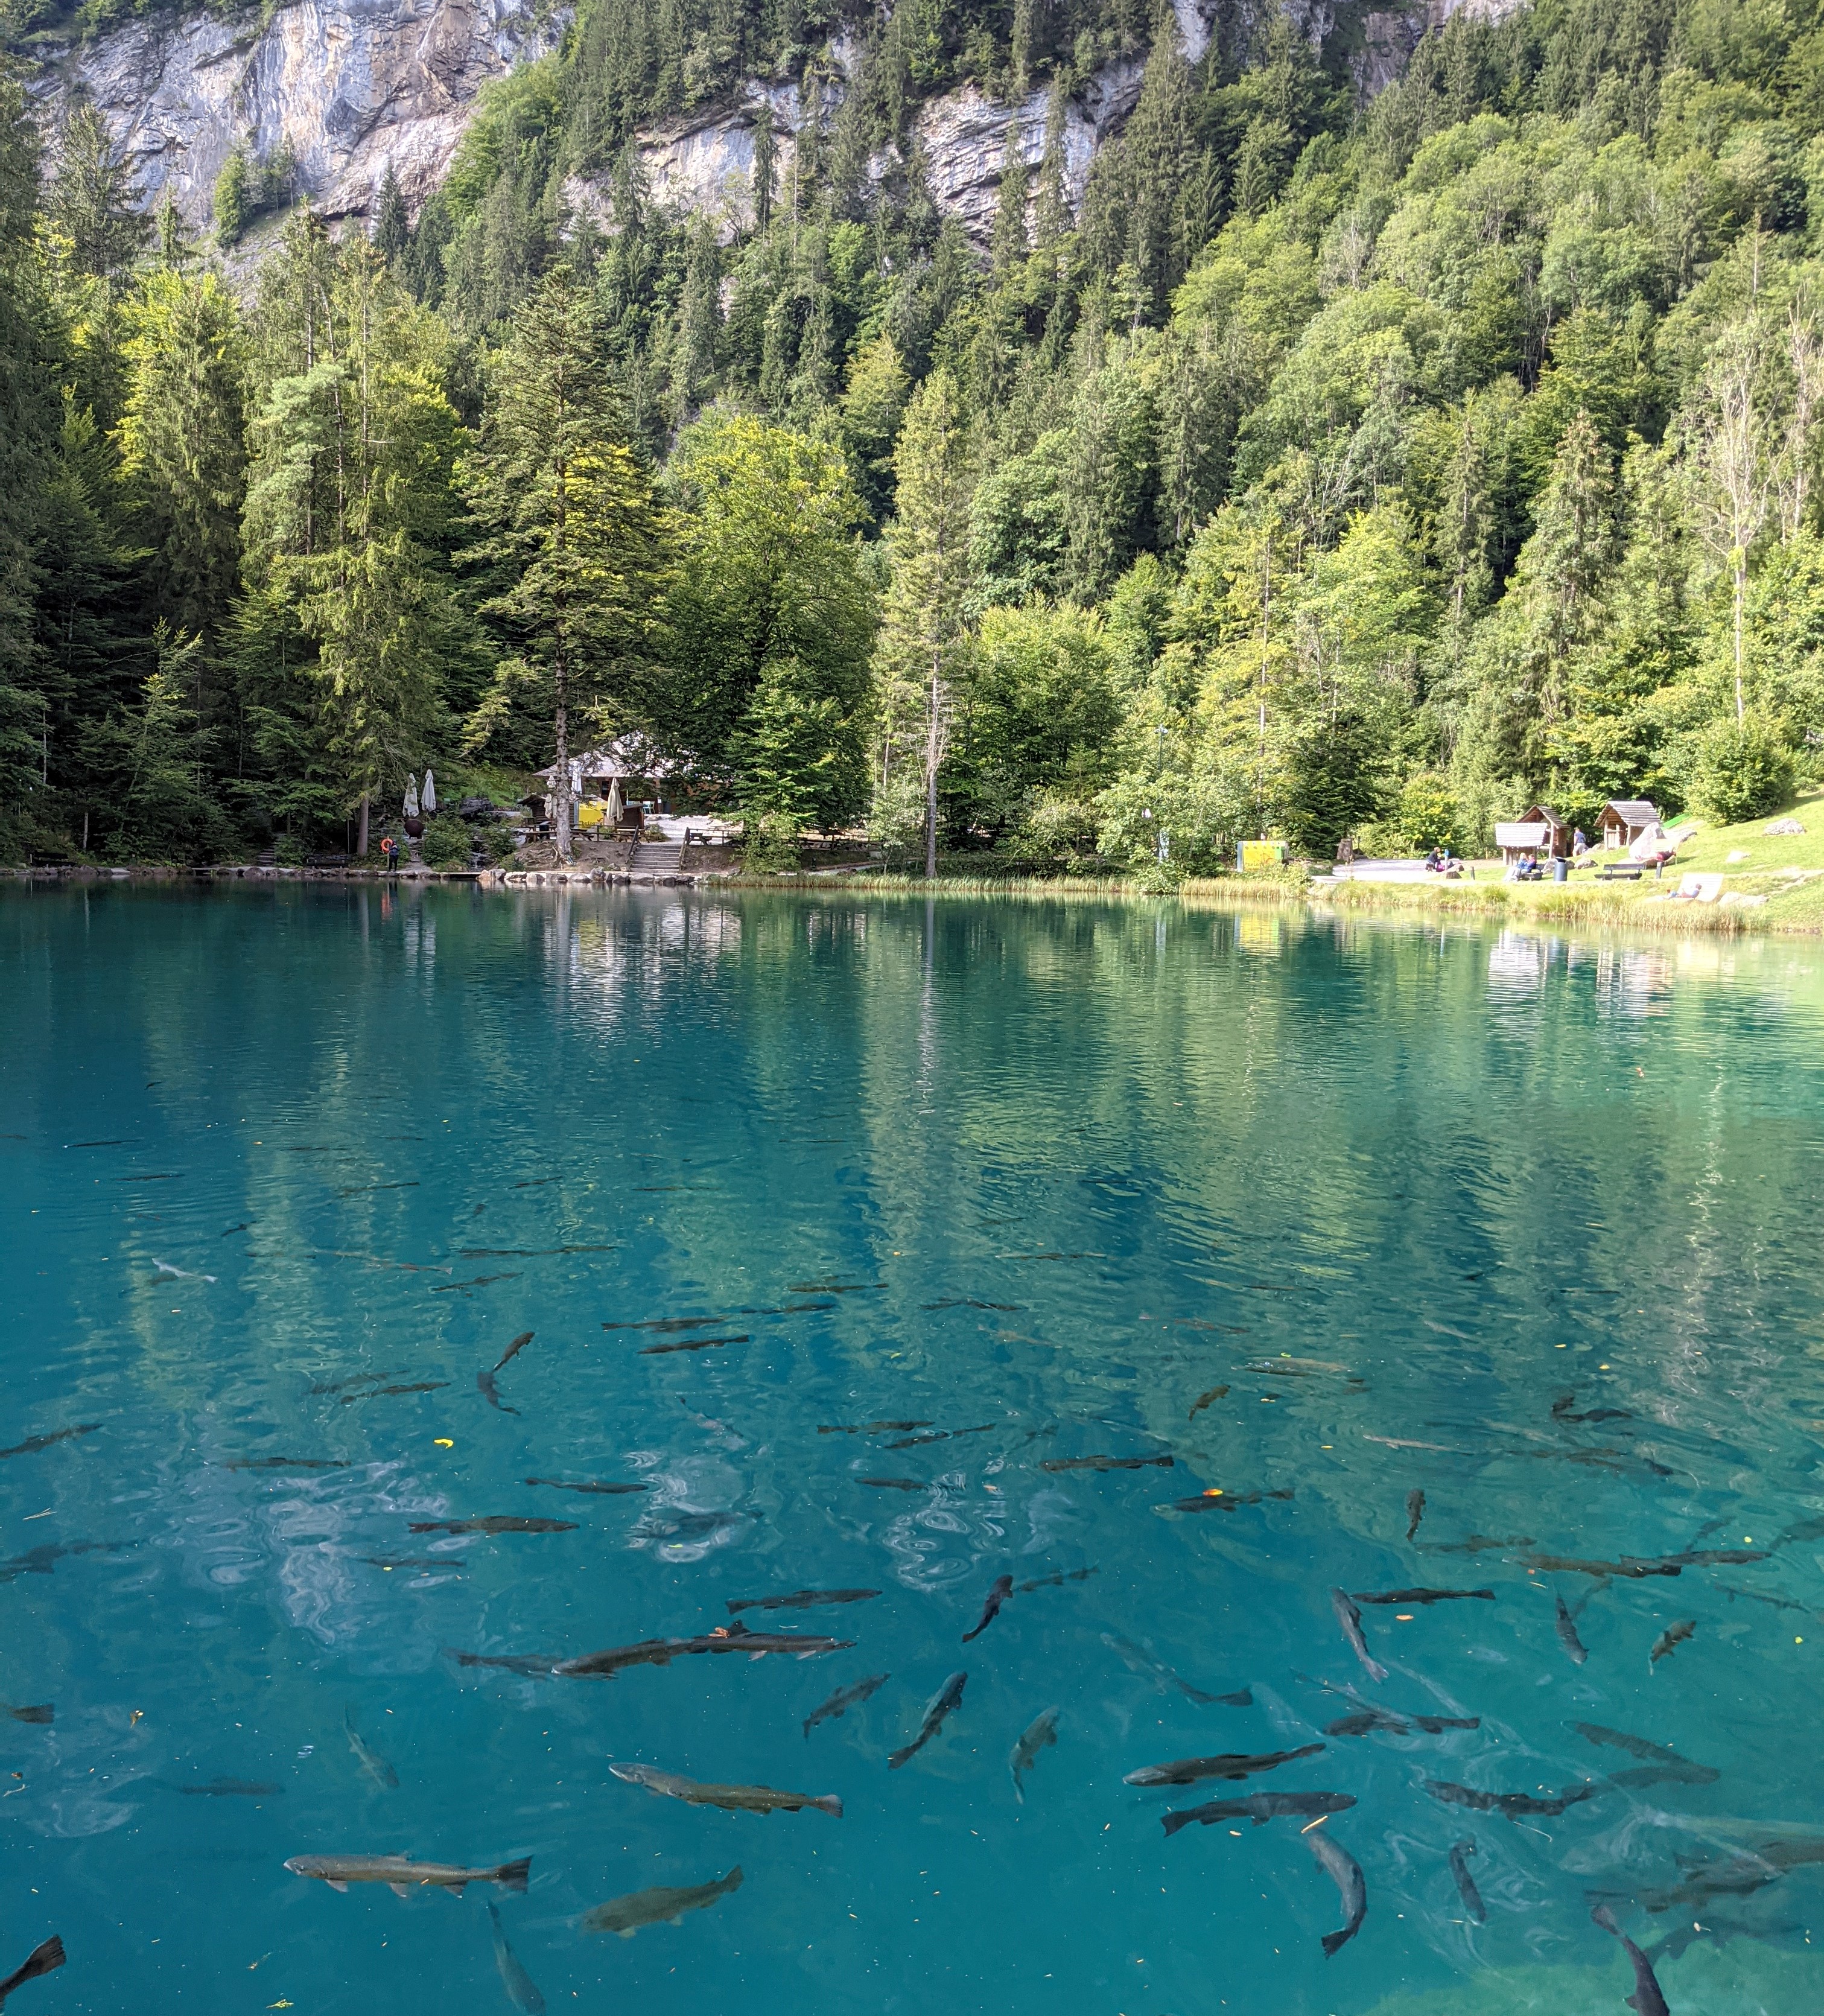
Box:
[819,1422,933,1436]
[1555,1594,1590,1665]
[1101,1632,1245,1706]
[0,1425,100,1461]
[728,1589,880,1615]
[1649,1620,1695,1666]
[1424,1780,1599,1818]
[1521,1555,1682,1580]
[1041,1454,1174,1473]
[477,1369,516,1414]
[1351,1588,1494,1606]
[889,1671,967,1769]
[1188,1385,1229,1420]
[888,1425,994,1448]
[0,1935,64,2006]
[1406,1489,1426,1541]
[341,1382,449,1404]
[1123,1743,1325,1789]
[2,1703,52,1725]
[803,1673,889,1738]
[1551,1393,1632,1425]
[1009,1708,1059,1802]
[1247,1358,1351,1377]
[1160,1489,1295,1515]
[1608,1761,1722,1787]
[1161,1792,1356,1837]
[226,1457,351,1471]
[523,1477,646,1495]
[1330,1590,1388,1683]
[640,1334,748,1355]
[0,1541,122,1583]
[1448,1839,1485,1922]
[486,1901,545,2013]
[495,1332,535,1372]
[858,1477,927,1492]
[608,1762,841,1817]
[345,1708,398,1789]
[1016,1568,1098,1592]
[582,1866,743,1936]
[1590,1904,1671,2016]
[630,1509,758,1543]
[1420,1534,1534,1554]
[1308,1828,1367,1956]
[173,1778,282,1796]
[1325,1708,1478,1738]
[1571,1723,1703,1767]
[453,1621,854,1681]
[365,1557,466,1572]
[408,1518,576,1536]
[284,1852,531,1895]
[962,1575,1014,1642]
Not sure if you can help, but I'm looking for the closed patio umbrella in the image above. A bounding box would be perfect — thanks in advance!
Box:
[404,775,420,819]
[422,769,437,815]
[606,778,624,827]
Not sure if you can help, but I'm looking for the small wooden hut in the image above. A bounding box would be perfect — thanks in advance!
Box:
[1493,804,1570,865]
[1598,798,1659,851]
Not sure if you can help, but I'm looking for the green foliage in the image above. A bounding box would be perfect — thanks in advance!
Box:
[1688,711,1796,822]
[10,0,1824,877]
[418,810,472,866]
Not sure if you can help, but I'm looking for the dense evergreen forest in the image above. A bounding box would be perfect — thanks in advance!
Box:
[2,0,1823,872]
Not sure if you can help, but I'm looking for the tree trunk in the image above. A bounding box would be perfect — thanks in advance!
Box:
[356,792,370,859]
[1733,555,1747,723]
[924,656,940,880]
[553,650,573,865]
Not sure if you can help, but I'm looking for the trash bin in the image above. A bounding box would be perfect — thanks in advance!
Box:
[1552,857,1567,882]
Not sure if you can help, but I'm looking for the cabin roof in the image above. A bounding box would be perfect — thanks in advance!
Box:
[1600,798,1659,824]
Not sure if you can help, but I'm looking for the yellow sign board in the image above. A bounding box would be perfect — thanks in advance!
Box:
[1237,839,1288,873]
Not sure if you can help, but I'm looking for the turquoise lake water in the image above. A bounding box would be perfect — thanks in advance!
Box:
[5,883,1824,2015]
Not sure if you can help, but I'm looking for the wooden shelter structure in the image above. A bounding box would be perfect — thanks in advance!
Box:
[1598,798,1660,851]
[1492,804,1570,865]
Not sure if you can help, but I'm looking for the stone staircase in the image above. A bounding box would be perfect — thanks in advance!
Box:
[630,839,684,876]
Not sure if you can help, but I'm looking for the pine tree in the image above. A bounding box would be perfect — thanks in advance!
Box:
[877,367,973,876]
[48,103,145,287]
[462,264,667,861]
[115,265,247,648]
[750,101,775,234]
[373,162,410,266]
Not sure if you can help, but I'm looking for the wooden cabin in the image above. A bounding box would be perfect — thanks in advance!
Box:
[1598,798,1659,851]
[1493,804,1570,865]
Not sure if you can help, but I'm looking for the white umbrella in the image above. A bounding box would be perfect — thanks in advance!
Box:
[422,769,437,815]
[404,775,420,819]
[606,778,624,828]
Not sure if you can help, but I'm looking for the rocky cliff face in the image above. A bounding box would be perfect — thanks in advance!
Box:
[39,0,564,226]
[37,0,1519,245]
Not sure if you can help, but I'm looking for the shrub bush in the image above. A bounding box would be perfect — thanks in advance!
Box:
[419,813,472,867]
[1689,713,1794,824]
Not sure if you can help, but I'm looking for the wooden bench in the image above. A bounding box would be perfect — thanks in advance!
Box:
[1596,863,1644,881]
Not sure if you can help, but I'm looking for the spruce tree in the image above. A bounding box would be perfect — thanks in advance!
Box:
[462,264,667,861]
[877,366,973,876]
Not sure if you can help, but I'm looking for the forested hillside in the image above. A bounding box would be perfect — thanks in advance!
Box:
[2,0,1823,871]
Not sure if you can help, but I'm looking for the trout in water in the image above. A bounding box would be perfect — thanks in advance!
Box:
[1448,1839,1485,1922]
[1308,1828,1367,1956]
[1161,1791,1355,1837]
[486,1902,545,2014]
[0,1935,64,2007]
[345,1707,398,1789]
[284,1851,530,1895]
[802,1672,889,1738]
[1009,1708,1059,1802]
[889,1671,966,1770]
[609,1763,841,1817]
[1330,1589,1387,1683]
[1124,1743,1324,1789]
[582,1866,743,1937]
